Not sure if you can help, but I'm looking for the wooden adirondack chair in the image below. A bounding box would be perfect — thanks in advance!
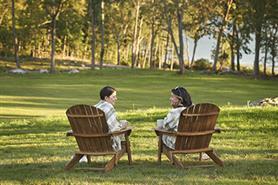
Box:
[154,103,223,168]
[65,104,132,172]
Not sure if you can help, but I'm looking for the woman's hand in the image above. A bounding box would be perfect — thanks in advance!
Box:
[120,120,128,128]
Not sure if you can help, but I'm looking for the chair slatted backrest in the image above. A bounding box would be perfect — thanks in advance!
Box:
[66,104,114,153]
[175,103,220,150]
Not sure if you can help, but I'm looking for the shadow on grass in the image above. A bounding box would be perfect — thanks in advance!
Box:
[0,159,276,184]
[0,114,42,120]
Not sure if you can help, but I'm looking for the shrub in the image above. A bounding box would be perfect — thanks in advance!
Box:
[192,58,211,70]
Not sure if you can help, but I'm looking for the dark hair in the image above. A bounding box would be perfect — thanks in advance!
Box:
[171,86,192,107]
[100,86,116,100]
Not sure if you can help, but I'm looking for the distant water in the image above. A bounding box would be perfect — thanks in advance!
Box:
[187,36,277,72]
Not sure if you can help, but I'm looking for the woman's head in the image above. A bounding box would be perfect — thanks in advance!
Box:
[100,86,117,105]
[170,86,192,108]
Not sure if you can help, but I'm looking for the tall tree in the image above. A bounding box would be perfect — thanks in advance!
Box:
[162,0,187,74]
[212,0,233,72]
[89,0,97,69]
[143,0,162,69]
[131,0,141,68]
[184,1,212,67]
[43,0,65,73]
[270,28,277,76]
[11,0,20,68]
[107,1,130,65]
[251,0,266,78]
[99,0,105,69]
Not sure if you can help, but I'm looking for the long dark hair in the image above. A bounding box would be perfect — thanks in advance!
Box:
[100,86,116,100]
[171,86,192,107]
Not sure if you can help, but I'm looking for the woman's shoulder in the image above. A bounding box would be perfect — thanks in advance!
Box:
[95,100,115,110]
[169,107,186,114]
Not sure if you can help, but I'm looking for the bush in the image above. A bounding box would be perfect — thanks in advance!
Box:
[192,58,211,70]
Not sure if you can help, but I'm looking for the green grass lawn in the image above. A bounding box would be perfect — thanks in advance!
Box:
[0,68,277,184]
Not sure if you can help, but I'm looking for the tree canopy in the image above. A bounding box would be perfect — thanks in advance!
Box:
[0,0,277,76]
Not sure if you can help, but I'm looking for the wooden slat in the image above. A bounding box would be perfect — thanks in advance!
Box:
[67,114,104,118]
[182,112,219,117]
[76,151,116,156]
[155,129,215,136]
[72,133,111,138]
[171,147,212,154]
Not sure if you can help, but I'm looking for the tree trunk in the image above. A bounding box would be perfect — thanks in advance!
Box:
[149,21,156,69]
[271,29,277,76]
[230,42,235,71]
[177,8,184,74]
[46,0,63,73]
[159,44,163,69]
[12,0,20,68]
[185,35,190,67]
[253,0,266,78]
[89,0,96,69]
[254,27,262,78]
[212,0,233,72]
[163,1,184,73]
[230,21,236,71]
[235,24,240,71]
[62,36,66,58]
[136,44,141,67]
[143,37,150,69]
[263,25,269,76]
[50,17,56,73]
[190,37,198,67]
[154,39,160,69]
[170,44,174,71]
[263,45,268,76]
[212,27,223,72]
[135,18,144,68]
[126,44,130,65]
[116,34,120,65]
[163,32,169,68]
[131,2,140,68]
[271,54,275,76]
[99,0,105,69]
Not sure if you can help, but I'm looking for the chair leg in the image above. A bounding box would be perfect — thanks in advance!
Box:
[86,155,91,163]
[125,139,132,165]
[171,154,184,168]
[157,136,162,163]
[199,152,202,161]
[206,150,224,167]
[162,145,184,168]
[104,154,116,172]
[65,154,83,171]
[116,145,126,165]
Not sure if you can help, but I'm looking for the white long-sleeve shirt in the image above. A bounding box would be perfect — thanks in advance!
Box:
[161,107,186,149]
[95,100,125,151]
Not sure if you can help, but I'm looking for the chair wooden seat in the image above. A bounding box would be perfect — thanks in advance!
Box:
[64,104,132,172]
[154,103,224,168]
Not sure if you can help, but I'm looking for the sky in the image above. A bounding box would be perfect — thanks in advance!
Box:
[187,36,256,68]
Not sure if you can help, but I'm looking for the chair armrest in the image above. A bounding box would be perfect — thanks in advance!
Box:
[111,126,133,137]
[66,130,73,136]
[154,128,177,136]
[66,126,133,137]
[155,128,219,136]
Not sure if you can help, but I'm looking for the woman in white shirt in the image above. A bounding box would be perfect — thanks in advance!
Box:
[160,86,192,149]
[79,86,128,163]
[95,86,128,151]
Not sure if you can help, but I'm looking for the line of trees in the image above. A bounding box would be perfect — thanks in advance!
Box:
[0,0,277,77]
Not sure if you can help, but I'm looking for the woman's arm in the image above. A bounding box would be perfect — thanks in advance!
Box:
[162,110,178,131]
